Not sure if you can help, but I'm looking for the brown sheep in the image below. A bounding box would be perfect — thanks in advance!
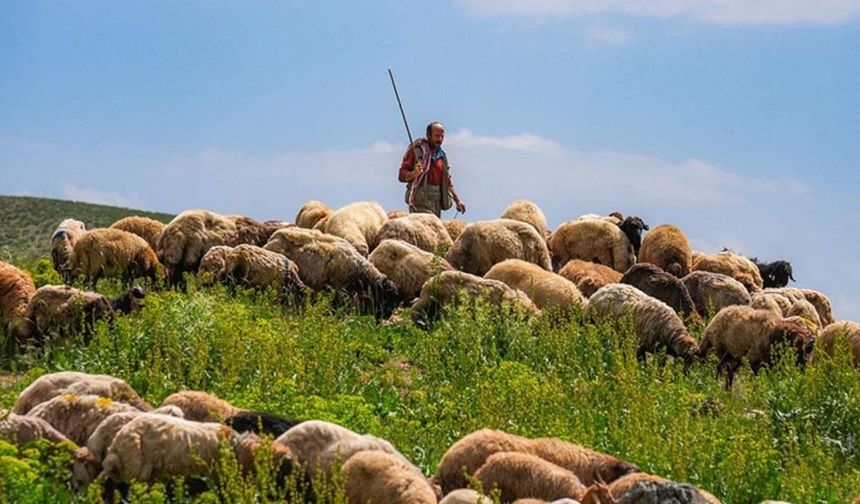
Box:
[13,371,152,415]
[501,200,550,238]
[0,260,36,341]
[376,213,454,253]
[751,291,823,329]
[342,450,438,504]
[70,228,159,287]
[444,219,468,241]
[548,219,635,273]
[698,306,816,388]
[110,216,166,251]
[637,224,693,278]
[439,489,493,504]
[558,259,622,298]
[767,287,834,326]
[681,271,750,318]
[581,472,721,504]
[814,321,860,368]
[369,239,454,300]
[620,263,696,319]
[526,437,640,487]
[692,251,763,293]
[475,452,587,503]
[50,219,87,282]
[196,245,234,286]
[412,271,540,326]
[321,201,388,256]
[446,219,552,276]
[221,244,306,302]
[387,209,409,219]
[274,420,361,477]
[28,394,140,445]
[0,413,70,447]
[160,390,240,423]
[485,259,587,312]
[295,200,332,229]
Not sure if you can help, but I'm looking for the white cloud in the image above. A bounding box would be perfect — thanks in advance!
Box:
[583,26,634,45]
[457,0,860,25]
[60,184,137,208]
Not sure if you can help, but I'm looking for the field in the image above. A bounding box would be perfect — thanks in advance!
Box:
[1,197,859,503]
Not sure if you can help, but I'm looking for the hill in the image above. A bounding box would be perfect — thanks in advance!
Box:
[0,195,174,260]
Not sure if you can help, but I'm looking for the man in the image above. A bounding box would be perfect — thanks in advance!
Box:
[398,121,466,217]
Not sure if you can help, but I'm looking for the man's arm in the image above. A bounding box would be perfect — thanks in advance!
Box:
[447,172,466,213]
[399,148,423,182]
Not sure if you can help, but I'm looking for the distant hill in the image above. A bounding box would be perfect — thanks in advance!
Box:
[0,195,174,260]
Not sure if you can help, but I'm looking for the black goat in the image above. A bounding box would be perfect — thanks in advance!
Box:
[618,216,650,256]
[751,258,794,288]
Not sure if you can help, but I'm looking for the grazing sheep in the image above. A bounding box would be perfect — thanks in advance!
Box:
[296,200,333,229]
[157,209,280,286]
[50,219,87,282]
[160,390,240,423]
[620,263,696,319]
[98,414,241,484]
[637,224,692,278]
[110,216,166,251]
[750,259,794,288]
[439,489,493,504]
[576,213,623,225]
[376,213,454,253]
[558,260,622,298]
[13,371,151,415]
[320,201,388,256]
[387,209,409,219]
[223,244,306,300]
[196,245,234,286]
[485,259,587,312]
[265,227,404,317]
[616,217,649,257]
[446,219,552,276]
[548,220,635,273]
[274,420,361,477]
[814,321,860,368]
[681,271,751,318]
[501,200,550,238]
[525,438,640,487]
[580,472,720,504]
[412,271,540,325]
[474,452,587,503]
[18,285,145,344]
[0,260,36,340]
[589,284,699,363]
[698,306,815,388]
[318,434,420,477]
[751,291,823,329]
[70,228,159,287]
[28,394,140,445]
[342,450,437,504]
[444,219,468,242]
[692,251,763,293]
[0,413,69,447]
[224,410,301,437]
[766,287,834,326]
[369,239,454,300]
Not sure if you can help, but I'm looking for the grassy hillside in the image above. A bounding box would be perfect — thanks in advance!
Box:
[0,195,173,260]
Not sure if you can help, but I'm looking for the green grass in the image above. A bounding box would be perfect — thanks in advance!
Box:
[0,195,173,261]
[2,256,860,503]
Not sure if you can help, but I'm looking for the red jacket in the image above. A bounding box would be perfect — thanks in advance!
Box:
[399,143,452,187]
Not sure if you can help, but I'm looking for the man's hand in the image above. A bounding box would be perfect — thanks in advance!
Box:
[456,200,466,214]
[405,162,423,181]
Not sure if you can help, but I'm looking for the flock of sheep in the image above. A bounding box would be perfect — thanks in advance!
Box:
[1,197,860,502]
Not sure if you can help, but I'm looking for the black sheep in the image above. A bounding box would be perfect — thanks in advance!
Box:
[751,258,794,288]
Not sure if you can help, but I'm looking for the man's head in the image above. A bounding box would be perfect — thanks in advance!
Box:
[426,122,445,147]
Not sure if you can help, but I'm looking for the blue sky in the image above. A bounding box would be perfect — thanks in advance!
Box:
[2,1,859,318]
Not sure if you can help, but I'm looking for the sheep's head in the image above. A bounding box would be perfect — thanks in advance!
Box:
[374,278,406,319]
[598,459,642,485]
[768,260,794,288]
[111,286,146,315]
[769,318,816,367]
[72,447,100,489]
[618,216,649,255]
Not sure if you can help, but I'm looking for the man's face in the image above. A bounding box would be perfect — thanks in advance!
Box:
[429,125,445,147]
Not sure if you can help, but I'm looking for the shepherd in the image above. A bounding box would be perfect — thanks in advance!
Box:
[398,121,467,217]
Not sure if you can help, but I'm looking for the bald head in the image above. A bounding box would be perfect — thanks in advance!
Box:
[426,122,445,147]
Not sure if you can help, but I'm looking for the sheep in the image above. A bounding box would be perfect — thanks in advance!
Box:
[557,260,622,298]
[576,212,623,225]
[28,393,140,445]
[264,227,404,318]
[295,200,332,229]
[548,219,636,273]
[439,489,493,504]
[197,245,234,286]
[369,239,454,300]
[580,472,720,504]
[485,259,587,312]
[274,420,362,477]
[444,219,468,241]
[698,306,816,388]
[0,413,69,447]
[446,219,552,276]
[501,200,550,238]
[17,285,145,344]
[110,216,166,251]
[318,434,422,477]
[815,321,860,368]
[13,371,152,415]
[692,251,763,293]
[620,263,696,319]
[680,271,750,318]
[224,410,301,437]
[157,209,282,286]
[0,260,36,340]
[637,224,692,278]
[750,259,794,288]
[223,244,306,301]
[387,209,409,219]
[376,213,454,253]
[50,219,86,282]
[342,450,438,504]
[70,228,159,287]
[766,287,834,326]
[589,284,699,363]
[751,291,823,329]
[525,438,640,487]
[474,452,587,503]
[160,390,240,423]
[412,271,540,326]
[98,414,242,484]
[320,201,388,256]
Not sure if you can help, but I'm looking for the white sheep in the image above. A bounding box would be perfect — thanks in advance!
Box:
[484,259,587,312]
[320,201,388,256]
[501,200,550,238]
[369,239,454,300]
[446,219,552,276]
[548,220,634,273]
[50,219,87,282]
[28,393,141,445]
[375,212,454,253]
[13,371,151,415]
